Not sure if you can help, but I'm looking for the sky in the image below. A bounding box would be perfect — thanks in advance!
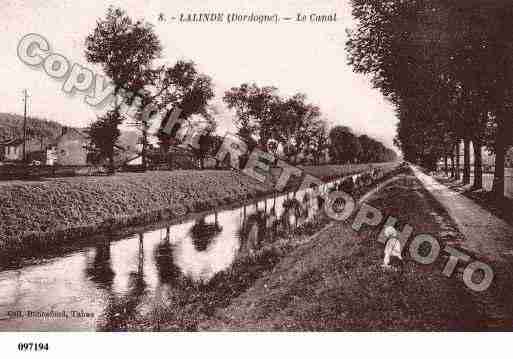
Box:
[0,0,398,150]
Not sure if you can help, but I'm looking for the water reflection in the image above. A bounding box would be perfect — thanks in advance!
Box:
[85,240,115,289]
[84,234,148,330]
[154,231,180,285]
[238,210,266,257]
[0,179,345,331]
[190,215,222,252]
[118,234,148,326]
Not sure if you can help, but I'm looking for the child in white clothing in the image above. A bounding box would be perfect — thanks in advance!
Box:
[382,226,403,269]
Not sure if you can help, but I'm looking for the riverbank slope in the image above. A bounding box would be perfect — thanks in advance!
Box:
[0,170,272,263]
[0,164,396,265]
[202,169,504,330]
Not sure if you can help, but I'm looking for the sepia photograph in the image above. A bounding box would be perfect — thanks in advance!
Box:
[0,0,513,356]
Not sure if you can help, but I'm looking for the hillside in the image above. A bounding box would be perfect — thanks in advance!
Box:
[0,112,140,152]
[0,113,65,151]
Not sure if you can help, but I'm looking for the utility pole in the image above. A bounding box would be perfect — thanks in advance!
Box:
[22,89,29,163]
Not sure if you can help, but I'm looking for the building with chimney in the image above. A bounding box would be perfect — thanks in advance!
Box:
[0,138,24,162]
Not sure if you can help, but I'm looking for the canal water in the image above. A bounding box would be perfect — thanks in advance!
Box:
[0,179,351,331]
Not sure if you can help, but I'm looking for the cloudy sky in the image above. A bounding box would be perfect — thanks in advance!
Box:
[0,0,398,149]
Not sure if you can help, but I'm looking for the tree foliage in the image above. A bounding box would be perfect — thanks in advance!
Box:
[329,126,361,164]
[347,0,513,196]
[87,109,125,172]
[86,7,215,171]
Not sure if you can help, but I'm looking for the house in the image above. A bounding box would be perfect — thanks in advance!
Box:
[47,127,88,166]
[0,138,24,162]
[46,147,58,165]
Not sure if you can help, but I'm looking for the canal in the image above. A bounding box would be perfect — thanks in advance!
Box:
[0,179,350,331]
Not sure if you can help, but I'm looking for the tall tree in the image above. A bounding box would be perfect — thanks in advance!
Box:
[85,7,162,172]
[87,108,125,173]
[347,0,513,197]
[223,83,280,147]
[152,60,215,159]
[277,94,321,164]
[305,120,330,165]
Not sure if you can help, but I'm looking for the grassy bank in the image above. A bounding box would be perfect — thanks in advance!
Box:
[0,163,399,266]
[301,162,398,182]
[201,169,489,330]
[0,170,272,264]
[104,165,408,331]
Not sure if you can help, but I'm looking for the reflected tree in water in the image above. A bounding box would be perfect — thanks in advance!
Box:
[96,233,148,331]
[189,214,222,252]
[282,197,302,230]
[238,209,269,257]
[126,233,146,300]
[154,227,181,285]
[85,239,115,289]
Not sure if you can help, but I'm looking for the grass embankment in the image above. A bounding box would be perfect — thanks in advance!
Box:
[201,168,493,331]
[87,165,405,331]
[0,163,398,265]
[0,170,273,264]
[301,162,398,182]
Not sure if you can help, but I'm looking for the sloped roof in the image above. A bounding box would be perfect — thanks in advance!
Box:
[51,128,88,146]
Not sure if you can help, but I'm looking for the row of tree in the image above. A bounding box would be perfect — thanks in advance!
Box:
[85,7,396,172]
[346,0,513,197]
[223,83,396,165]
[328,126,397,164]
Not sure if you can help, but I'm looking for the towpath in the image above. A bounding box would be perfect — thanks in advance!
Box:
[411,165,513,263]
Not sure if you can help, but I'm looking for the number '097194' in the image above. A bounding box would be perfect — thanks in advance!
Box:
[18,343,49,351]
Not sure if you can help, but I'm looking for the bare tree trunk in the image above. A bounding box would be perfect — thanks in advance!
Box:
[141,128,148,171]
[493,146,506,198]
[472,139,483,190]
[444,155,449,176]
[108,153,115,175]
[463,138,471,184]
[455,142,461,181]
[450,153,455,178]
[109,90,121,175]
[492,118,508,198]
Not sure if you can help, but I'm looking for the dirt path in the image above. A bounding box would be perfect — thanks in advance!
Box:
[412,166,513,330]
[411,166,513,263]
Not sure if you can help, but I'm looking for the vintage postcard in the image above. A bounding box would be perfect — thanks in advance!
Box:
[1,0,512,356]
